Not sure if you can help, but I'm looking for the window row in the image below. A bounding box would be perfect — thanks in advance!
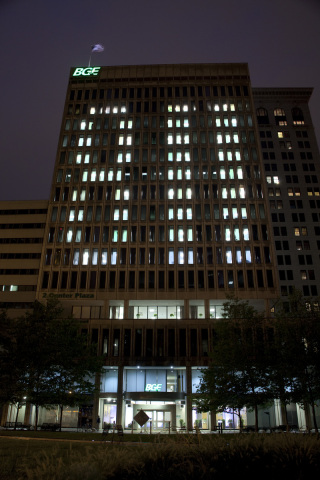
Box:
[256,107,304,126]
[59,146,259,165]
[47,223,269,245]
[42,267,273,291]
[45,245,272,267]
[51,203,266,224]
[53,182,264,203]
[69,85,249,102]
[64,113,253,132]
[61,130,257,148]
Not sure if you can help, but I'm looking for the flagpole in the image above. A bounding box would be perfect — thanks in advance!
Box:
[88,54,92,67]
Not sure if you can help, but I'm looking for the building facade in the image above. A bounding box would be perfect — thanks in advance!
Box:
[2,64,320,430]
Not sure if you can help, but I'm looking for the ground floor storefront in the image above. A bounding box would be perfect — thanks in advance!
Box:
[2,364,318,431]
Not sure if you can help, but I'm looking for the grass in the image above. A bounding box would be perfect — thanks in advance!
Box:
[0,432,320,479]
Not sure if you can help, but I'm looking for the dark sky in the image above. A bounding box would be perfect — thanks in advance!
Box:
[1,0,320,200]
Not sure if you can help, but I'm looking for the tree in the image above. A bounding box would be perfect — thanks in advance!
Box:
[273,290,320,432]
[194,297,271,432]
[1,300,103,429]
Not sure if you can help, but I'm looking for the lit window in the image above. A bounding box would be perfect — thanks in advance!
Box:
[122,228,128,242]
[232,206,238,219]
[112,228,118,242]
[216,117,221,127]
[186,187,192,199]
[111,249,117,265]
[177,207,183,220]
[114,208,120,221]
[169,248,174,264]
[186,207,192,220]
[90,169,97,181]
[226,248,232,264]
[187,227,193,241]
[225,226,231,241]
[124,188,130,200]
[168,134,173,144]
[113,107,118,114]
[82,249,89,265]
[168,227,174,241]
[168,207,174,220]
[99,169,105,181]
[76,153,82,164]
[245,248,252,263]
[86,136,92,146]
[123,208,128,221]
[168,188,174,200]
[178,248,184,264]
[118,135,124,145]
[178,227,184,242]
[184,117,189,127]
[66,228,73,243]
[217,133,223,143]
[233,133,239,143]
[237,167,243,179]
[90,107,95,114]
[188,248,194,264]
[243,226,249,241]
[69,208,75,222]
[101,249,108,265]
[168,168,174,180]
[78,207,84,221]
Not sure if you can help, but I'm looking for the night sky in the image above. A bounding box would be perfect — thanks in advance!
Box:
[1,0,320,201]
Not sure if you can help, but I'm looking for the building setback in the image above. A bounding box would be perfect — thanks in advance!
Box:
[1,64,319,430]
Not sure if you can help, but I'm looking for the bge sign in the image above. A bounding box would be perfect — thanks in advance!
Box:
[73,67,101,77]
[145,384,162,392]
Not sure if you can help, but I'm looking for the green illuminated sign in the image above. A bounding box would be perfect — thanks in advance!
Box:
[145,384,162,392]
[73,67,101,77]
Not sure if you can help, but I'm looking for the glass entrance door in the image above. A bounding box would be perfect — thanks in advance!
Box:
[144,410,171,430]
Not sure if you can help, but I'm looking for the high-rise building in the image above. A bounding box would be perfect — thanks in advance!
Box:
[253,88,320,299]
[2,63,320,430]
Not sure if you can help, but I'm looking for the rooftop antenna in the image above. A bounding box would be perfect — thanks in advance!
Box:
[89,44,104,67]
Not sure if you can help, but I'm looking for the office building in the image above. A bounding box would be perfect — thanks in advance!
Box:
[2,64,320,430]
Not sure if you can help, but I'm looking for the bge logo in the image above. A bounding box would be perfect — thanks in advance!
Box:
[73,67,101,77]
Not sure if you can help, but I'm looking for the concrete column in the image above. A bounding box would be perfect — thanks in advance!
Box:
[1,403,9,425]
[184,299,189,319]
[92,372,101,430]
[186,365,193,430]
[116,365,124,425]
[24,403,32,426]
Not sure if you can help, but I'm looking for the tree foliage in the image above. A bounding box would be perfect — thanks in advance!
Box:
[194,297,270,431]
[0,300,104,428]
[194,292,320,432]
